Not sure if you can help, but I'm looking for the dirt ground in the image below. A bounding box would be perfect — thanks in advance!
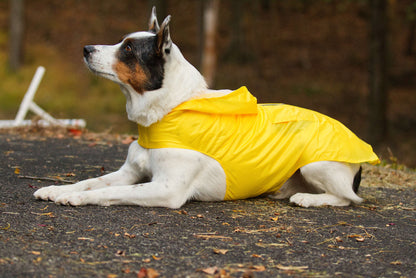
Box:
[0,129,415,277]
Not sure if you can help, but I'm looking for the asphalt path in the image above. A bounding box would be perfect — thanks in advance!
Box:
[1,133,415,277]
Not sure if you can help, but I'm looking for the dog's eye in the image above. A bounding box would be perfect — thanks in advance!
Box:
[124,44,132,52]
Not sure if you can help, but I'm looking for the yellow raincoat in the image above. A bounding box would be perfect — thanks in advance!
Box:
[138,86,379,200]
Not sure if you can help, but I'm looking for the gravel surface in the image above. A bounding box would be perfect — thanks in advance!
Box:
[1,131,415,277]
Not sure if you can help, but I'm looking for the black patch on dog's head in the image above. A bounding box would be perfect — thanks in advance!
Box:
[114,35,165,94]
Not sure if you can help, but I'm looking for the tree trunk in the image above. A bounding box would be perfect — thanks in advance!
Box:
[201,0,220,87]
[368,0,388,145]
[405,21,415,56]
[9,0,25,71]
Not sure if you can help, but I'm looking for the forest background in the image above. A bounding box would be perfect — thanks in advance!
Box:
[0,0,415,168]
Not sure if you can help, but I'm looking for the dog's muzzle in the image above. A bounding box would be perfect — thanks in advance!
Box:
[83,45,96,59]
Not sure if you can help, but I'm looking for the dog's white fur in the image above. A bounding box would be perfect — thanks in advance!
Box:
[34,9,363,208]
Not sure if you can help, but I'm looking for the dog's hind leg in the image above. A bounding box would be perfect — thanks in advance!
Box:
[268,170,322,200]
[289,161,363,207]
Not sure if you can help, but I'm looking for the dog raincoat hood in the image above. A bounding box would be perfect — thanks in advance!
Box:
[138,86,380,200]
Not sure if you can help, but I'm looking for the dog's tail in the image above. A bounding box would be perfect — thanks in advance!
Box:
[352,166,362,194]
[345,166,363,204]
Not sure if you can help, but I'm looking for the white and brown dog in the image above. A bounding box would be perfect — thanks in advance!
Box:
[34,8,378,208]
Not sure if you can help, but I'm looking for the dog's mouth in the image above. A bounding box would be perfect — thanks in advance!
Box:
[84,59,117,80]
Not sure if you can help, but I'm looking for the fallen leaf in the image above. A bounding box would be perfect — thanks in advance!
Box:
[347,234,362,238]
[242,270,255,278]
[137,268,147,278]
[115,250,125,256]
[68,128,82,136]
[355,237,365,242]
[173,210,188,215]
[124,232,136,238]
[107,274,117,278]
[137,267,160,278]
[30,251,41,255]
[213,248,229,254]
[14,168,20,174]
[390,261,402,265]
[249,265,266,271]
[146,268,160,278]
[201,266,218,275]
[152,255,162,260]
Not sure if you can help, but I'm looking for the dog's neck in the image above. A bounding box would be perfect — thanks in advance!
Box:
[120,44,208,127]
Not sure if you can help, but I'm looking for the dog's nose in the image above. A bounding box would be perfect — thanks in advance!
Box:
[83,45,96,58]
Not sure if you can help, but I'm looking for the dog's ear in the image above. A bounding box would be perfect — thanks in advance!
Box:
[156,15,172,55]
[148,6,160,33]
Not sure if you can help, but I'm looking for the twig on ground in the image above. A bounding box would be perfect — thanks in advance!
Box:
[18,175,75,184]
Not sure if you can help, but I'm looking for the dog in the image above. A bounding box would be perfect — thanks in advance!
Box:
[34,7,379,208]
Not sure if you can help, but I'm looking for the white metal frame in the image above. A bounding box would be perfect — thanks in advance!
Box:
[0,66,86,128]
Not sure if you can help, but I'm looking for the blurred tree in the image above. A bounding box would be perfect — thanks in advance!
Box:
[368,0,388,145]
[9,0,25,71]
[200,0,220,87]
[405,1,416,56]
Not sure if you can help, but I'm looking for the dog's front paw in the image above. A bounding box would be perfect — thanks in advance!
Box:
[34,185,68,202]
[289,193,314,207]
[55,192,87,206]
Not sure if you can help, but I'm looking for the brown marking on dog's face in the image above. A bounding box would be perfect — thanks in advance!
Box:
[113,61,148,94]
[112,36,165,94]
